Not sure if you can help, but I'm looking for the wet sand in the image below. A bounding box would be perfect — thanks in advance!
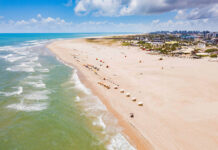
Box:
[47,38,218,150]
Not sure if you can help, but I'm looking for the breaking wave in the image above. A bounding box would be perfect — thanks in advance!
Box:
[6,66,35,72]
[68,69,136,150]
[2,40,51,112]
[26,80,46,88]
[7,102,47,112]
[0,87,23,97]
[71,70,91,95]
[23,90,50,101]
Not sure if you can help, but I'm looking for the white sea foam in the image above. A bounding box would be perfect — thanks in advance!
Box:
[21,43,31,46]
[70,84,135,149]
[24,90,50,100]
[0,54,13,59]
[26,40,38,43]
[81,96,136,149]
[24,56,39,62]
[30,41,44,45]
[107,133,136,150]
[27,75,46,80]
[83,96,107,112]
[0,46,14,51]
[31,56,39,61]
[6,66,35,72]
[7,56,24,62]
[29,62,42,67]
[5,47,26,53]
[0,53,26,63]
[75,94,134,150]
[93,114,106,129]
[20,61,41,68]
[0,47,6,51]
[14,50,29,55]
[7,102,47,112]
[24,40,49,47]
[71,70,91,95]
[0,87,23,96]
[35,63,42,67]
[75,96,81,102]
[26,80,46,88]
[37,68,49,73]
[24,40,46,46]
[6,61,38,72]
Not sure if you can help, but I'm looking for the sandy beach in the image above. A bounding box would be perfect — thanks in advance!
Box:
[47,38,218,150]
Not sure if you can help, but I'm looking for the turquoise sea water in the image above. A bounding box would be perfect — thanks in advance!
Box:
[0,33,135,150]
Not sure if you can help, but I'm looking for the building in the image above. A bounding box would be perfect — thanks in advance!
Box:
[194,36,203,42]
[212,32,218,39]
[149,41,164,47]
[196,43,206,49]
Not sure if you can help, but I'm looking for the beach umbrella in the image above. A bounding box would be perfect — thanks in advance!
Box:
[126,93,130,97]
[138,102,143,106]
[114,86,118,89]
[132,97,137,101]
[120,89,124,93]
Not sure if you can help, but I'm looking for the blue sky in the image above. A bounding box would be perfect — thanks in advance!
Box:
[0,0,217,33]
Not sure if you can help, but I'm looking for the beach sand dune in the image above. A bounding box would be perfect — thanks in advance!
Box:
[47,38,218,150]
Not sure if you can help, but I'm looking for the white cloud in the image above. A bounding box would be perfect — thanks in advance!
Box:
[42,17,55,23]
[14,16,65,26]
[150,18,218,31]
[152,19,160,24]
[0,15,72,33]
[175,10,186,20]
[75,0,122,16]
[0,14,217,33]
[203,19,208,23]
[37,14,42,18]
[8,20,15,24]
[119,0,166,16]
[16,20,29,25]
[74,0,218,16]
[64,0,73,7]
[30,18,38,23]
[0,16,4,19]
[175,4,218,20]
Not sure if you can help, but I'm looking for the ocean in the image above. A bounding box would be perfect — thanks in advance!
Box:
[0,33,135,150]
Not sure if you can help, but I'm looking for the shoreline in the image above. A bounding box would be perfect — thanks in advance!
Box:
[52,50,152,150]
[47,37,218,150]
[47,39,153,150]
[76,65,153,150]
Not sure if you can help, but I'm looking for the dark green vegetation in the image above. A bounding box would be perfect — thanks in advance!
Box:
[205,48,218,53]
[210,54,217,58]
